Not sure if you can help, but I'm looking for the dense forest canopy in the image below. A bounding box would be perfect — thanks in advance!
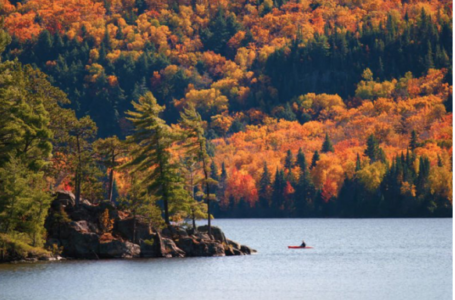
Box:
[0,0,452,255]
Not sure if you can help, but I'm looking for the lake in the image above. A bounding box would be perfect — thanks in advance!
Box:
[0,219,452,300]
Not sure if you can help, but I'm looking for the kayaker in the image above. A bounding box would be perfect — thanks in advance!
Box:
[300,240,306,247]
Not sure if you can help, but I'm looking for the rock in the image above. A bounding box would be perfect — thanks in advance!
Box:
[227,239,242,250]
[162,226,189,239]
[140,236,161,258]
[44,194,254,260]
[115,217,153,243]
[224,245,236,256]
[176,237,225,257]
[99,239,140,259]
[240,245,251,254]
[51,221,100,259]
[233,248,244,255]
[197,226,227,243]
[71,220,90,233]
[52,190,75,208]
[193,232,211,240]
[162,238,185,257]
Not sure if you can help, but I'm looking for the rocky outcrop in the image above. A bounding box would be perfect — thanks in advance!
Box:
[44,191,256,260]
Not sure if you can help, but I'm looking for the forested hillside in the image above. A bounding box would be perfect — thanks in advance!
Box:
[0,0,452,255]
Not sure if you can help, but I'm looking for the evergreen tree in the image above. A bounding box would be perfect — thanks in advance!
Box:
[284,150,293,172]
[271,169,286,215]
[258,162,272,211]
[119,176,164,240]
[94,136,128,203]
[409,130,418,150]
[311,150,320,169]
[355,153,362,171]
[179,104,217,235]
[321,133,334,153]
[364,134,386,163]
[296,148,307,171]
[294,158,315,217]
[123,92,187,225]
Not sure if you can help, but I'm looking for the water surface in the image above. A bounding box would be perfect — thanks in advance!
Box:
[0,219,452,300]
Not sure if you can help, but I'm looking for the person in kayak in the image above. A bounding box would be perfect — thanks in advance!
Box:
[300,240,306,247]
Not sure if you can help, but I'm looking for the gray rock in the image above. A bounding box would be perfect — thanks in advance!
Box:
[162,238,185,257]
[197,225,227,243]
[115,217,153,243]
[53,190,75,208]
[99,239,140,258]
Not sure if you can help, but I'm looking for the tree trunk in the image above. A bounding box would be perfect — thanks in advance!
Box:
[108,159,114,203]
[133,216,137,244]
[75,135,81,207]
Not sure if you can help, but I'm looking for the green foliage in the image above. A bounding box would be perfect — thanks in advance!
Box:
[119,176,165,230]
[179,104,217,231]
[94,136,128,202]
[0,158,52,247]
[123,92,187,225]
[365,135,386,163]
[311,150,320,169]
[0,61,53,170]
[321,133,334,153]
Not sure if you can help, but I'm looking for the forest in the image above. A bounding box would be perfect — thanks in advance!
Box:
[0,0,452,253]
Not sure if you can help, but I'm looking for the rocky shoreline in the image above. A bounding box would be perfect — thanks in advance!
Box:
[1,191,255,263]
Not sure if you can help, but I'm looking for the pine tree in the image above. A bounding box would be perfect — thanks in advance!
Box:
[271,169,286,215]
[409,130,418,150]
[321,133,335,153]
[284,149,294,177]
[123,92,187,225]
[179,104,218,235]
[437,154,443,167]
[258,162,272,211]
[66,116,98,206]
[94,136,128,203]
[364,134,385,163]
[119,176,165,240]
[355,153,362,171]
[311,150,320,169]
[296,148,307,171]
[294,155,315,217]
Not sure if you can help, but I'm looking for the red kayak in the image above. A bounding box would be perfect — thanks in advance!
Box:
[288,246,313,249]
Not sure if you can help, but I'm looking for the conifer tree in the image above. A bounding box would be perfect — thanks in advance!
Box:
[258,162,272,211]
[311,150,320,169]
[356,154,362,171]
[321,133,334,153]
[123,92,187,225]
[409,130,418,151]
[94,136,128,203]
[284,150,293,171]
[296,148,307,171]
[179,104,217,235]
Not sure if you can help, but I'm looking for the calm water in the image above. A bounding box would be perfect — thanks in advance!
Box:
[0,219,452,300]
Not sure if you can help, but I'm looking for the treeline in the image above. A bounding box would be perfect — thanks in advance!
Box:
[212,133,452,218]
